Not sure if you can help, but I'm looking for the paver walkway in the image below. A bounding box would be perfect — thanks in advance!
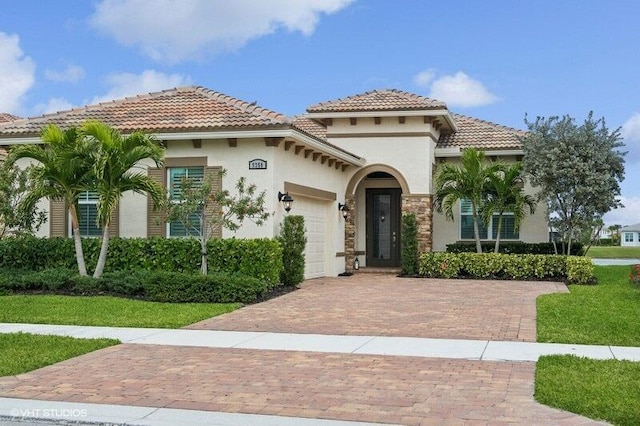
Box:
[0,274,608,425]
[189,274,568,342]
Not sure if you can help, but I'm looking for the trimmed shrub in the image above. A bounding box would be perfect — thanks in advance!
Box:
[277,215,306,286]
[0,237,283,286]
[446,241,584,256]
[0,268,269,304]
[401,213,419,275]
[566,257,596,285]
[418,252,594,283]
[418,252,463,278]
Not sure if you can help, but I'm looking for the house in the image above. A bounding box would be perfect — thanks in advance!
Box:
[0,87,548,278]
[621,223,640,247]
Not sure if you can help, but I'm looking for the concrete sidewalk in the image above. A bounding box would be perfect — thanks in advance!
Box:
[2,322,640,363]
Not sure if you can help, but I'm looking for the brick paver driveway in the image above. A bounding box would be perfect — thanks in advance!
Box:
[0,274,600,424]
[189,274,569,342]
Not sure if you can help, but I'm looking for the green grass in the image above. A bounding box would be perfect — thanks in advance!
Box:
[535,355,640,426]
[0,332,118,376]
[537,265,640,346]
[586,246,640,258]
[0,295,238,328]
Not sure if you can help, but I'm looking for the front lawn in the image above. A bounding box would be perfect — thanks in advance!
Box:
[0,295,238,328]
[0,332,118,376]
[535,355,640,426]
[586,246,640,259]
[537,265,640,346]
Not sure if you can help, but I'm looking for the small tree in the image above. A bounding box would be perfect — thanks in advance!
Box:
[0,162,47,238]
[81,121,165,278]
[434,148,503,253]
[482,162,536,253]
[521,113,625,255]
[401,213,419,275]
[165,169,270,274]
[7,125,94,276]
[277,215,306,286]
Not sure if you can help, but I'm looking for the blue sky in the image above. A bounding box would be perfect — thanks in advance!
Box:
[1,0,638,225]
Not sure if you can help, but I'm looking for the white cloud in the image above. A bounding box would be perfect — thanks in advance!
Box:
[34,97,75,115]
[621,112,640,163]
[413,69,499,108]
[413,69,436,88]
[89,0,354,63]
[90,70,192,104]
[45,65,85,83]
[0,32,35,113]
[604,196,640,227]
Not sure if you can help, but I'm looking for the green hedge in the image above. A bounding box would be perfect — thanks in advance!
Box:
[0,236,283,286]
[401,213,419,275]
[0,268,268,304]
[446,241,584,256]
[277,215,307,286]
[419,252,594,285]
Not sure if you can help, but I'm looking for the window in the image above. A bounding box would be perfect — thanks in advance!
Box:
[460,199,519,240]
[625,232,634,243]
[75,191,102,237]
[167,167,204,237]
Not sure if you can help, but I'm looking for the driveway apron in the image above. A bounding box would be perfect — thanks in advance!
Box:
[0,274,603,424]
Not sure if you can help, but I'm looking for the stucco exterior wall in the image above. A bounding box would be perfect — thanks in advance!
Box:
[327,117,438,194]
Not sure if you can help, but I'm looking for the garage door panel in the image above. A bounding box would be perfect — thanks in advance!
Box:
[292,197,328,279]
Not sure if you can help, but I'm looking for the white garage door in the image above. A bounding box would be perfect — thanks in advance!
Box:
[293,196,328,279]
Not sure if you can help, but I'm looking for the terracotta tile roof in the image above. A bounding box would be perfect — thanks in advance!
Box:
[291,116,361,159]
[307,89,447,113]
[438,113,525,150]
[0,113,19,122]
[291,116,327,140]
[0,86,291,138]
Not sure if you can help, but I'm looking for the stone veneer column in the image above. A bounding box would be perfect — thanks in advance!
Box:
[344,194,357,273]
[401,194,433,253]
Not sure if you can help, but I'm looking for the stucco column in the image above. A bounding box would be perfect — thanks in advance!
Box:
[401,194,433,253]
[344,194,357,273]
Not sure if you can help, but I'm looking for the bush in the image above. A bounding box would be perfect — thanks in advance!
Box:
[0,268,270,304]
[419,252,595,283]
[401,214,419,275]
[631,264,640,285]
[418,252,463,278]
[565,257,596,285]
[277,215,306,286]
[0,236,283,286]
[446,241,584,256]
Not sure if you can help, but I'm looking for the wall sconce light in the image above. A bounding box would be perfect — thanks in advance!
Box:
[380,210,386,223]
[338,202,349,219]
[278,191,293,213]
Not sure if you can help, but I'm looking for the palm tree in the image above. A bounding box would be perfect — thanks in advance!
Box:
[81,121,165,278]
[434,148,503,253]
[7,125,94,275]
[482,162,537,253]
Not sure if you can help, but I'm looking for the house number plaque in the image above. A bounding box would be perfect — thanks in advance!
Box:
[248,159,267,170]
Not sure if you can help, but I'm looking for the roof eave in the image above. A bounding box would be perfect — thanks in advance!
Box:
[434,147,524,157]
[305,109,449,119]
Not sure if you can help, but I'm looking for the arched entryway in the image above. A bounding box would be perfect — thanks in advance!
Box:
[344,164,411,272]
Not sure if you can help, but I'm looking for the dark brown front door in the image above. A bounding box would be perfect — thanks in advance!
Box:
[366,188,401,267]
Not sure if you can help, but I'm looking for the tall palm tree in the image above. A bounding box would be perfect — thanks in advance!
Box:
[482,162,537,253]
[434,148,503,253]
[7,125,94,275]
[81,121,165,278]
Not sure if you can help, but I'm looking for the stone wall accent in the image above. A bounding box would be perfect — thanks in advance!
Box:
[344,194,357,272]
[401,194,433,253]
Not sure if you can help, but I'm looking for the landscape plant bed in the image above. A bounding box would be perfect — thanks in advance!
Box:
[535,355,640,426]
[0,332,118,376]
